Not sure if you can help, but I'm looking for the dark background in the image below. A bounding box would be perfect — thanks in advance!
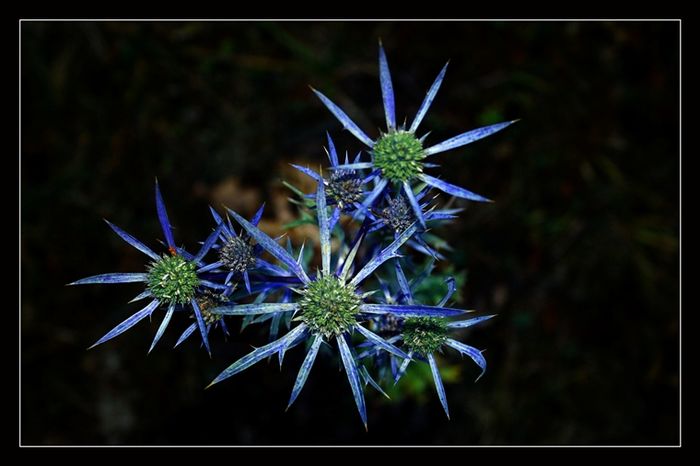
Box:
[21,21,679,445]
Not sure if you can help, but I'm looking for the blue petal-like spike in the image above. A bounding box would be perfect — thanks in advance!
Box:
[329,206,341,232]
[329,162,374,171]
[424,120,516,156]
[409,237,445,261]
[254,258,290,277]
[210,302,298,316]
[226,208,311,285]
[362,169,381,184]
[356,178,388,218]
[336,334,367,429]
[410,62,449,133]
[251,203,266,227]
[200,280,228,291]
[326,132,339,167]
[291,164,323,182]
[394,350,413,385]
[447,315,496,329]
[194,225,223,263]
[338,230,364,283]
[354,324,410,360]
[69,273,148,285]
[148,303,175,354]
[403,181,426,228]
[197,261,223,273]
[426,212,458,222]
[174,323,197,348]
[394,261,413,304]
[428,353,450,419]
[378,42,396,130]
[209,205,225,226]
[278,322,309,367]
[310,87,375,148]
[360,303,469,318]
[438,277,457,307]
[176,248,196,261]
[243,270,252,294]
[191,298,212,357]
[129,290,152,303]
[269,312,282,342]
[360,366,390,399]
[350,223,417,287]
[445,338,487,381]
[419,174,492,202]
[316,181,331,275]
[220,318,230,337]
[207,324,308,387]
[88,299,160,349]
[154,179,176,249]
[104,220,160,261]
[287,334,323,409]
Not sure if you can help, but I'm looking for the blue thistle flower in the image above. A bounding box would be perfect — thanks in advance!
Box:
[359,260,495,419]
[365,187,463,260]
[311,42,517,227]
[291,133,381,228]
[68,180,229,356]
[205,180,472,429]
[197,203,296,294]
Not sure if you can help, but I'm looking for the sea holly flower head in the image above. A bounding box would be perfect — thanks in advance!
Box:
[393,313,495,419]
[68,180,229,356]
[372,130,425,183]
[326,168,365,211]
[296,274,362,338]
[219,236,256,274]
[147,254,199,305]
[312,41,517,228]
[377,195,415,234]
[290,133,377,227]
[402,316,449,355]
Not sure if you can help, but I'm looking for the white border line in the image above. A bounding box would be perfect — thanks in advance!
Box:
[18,18,682,448]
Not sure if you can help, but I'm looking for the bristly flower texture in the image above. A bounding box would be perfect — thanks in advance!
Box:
[70,42,512,430]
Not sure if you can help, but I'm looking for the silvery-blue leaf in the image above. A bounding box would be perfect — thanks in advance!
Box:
[360,303,468,318]
[311,87,375,148]
[69,273,148,285]
[424,120,516,156]
[207,324,308,387]
[410,61,449,133]
[419,174,491,202]
[336,334,367,429]
[210,302,298,316]
[287,334,323,409]
[89,299,160,349]
[104,220,160,261]
[354,324,410,360]
[154,179,176,249]
[148,303,175,354]
[445,338,487,381]
[428,353,450,419]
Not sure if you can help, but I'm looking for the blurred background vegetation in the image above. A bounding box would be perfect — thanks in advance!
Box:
[21,21,679,445]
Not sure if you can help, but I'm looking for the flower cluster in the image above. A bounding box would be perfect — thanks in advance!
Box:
[70,43,514,428]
